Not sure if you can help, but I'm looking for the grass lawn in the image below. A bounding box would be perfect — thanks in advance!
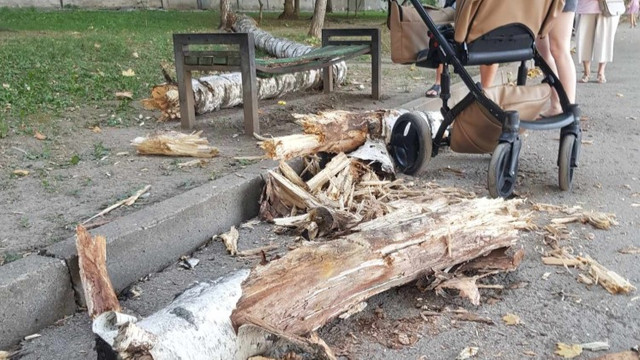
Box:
[0,8,388,138]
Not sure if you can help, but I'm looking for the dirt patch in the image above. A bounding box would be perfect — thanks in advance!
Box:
[0,59,436,262]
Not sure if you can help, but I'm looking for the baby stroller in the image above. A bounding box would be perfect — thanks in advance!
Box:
[388,0,582,198]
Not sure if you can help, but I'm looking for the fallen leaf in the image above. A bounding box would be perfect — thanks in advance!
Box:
[277,100,286,105]
[122,68,136,77]
[34,131,47,140]
[115,91,133,100]
[555,343,583,358]
[92,126,102,133]
[456,347,479,359]
[502,313,521,326]
[132,51,139,58]
[435,277,480,305]
[94,43,101,48]
[13,169,29,177]
[2,83,10,89]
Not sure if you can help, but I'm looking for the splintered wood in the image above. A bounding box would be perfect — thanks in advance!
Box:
[132,130,219,158]
[258,110,403,160]
[75,225,121,318]
[233,153,531,335]
[142,84,180,121]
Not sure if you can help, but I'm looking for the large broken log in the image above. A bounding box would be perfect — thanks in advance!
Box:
[233,196,527,335]
[259,109,405,160]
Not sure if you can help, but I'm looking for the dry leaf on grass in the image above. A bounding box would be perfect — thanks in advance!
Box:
[132,131,219,158]
[456,346,479,359]
[34,131,46,140]
[122,68,135,77]
[502,313,521,326]
[218,226,239,256]
[555,343,583,358]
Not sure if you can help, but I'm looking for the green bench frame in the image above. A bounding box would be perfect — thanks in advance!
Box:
[173,28,381,134]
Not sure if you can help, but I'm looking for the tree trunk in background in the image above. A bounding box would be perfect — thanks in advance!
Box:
[279,0,297,19]
[294,0,301,16]
[219,0,231,29]
[309,0,328,38]
[326,0,333,13]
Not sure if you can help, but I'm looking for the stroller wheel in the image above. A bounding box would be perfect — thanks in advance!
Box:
[558,134,578,191]
[389,112,433,176]
[488,142,518,198]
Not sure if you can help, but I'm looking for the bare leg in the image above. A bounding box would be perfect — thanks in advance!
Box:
[479,64,498,88]
[597,62,607,83]
[581,60,591,82]
[545,11,577,113]
[426,64,444,97]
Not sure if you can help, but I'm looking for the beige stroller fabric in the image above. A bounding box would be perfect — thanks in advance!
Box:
[389,3,455,64]
[450,84,552,154]
[454,0,565,43]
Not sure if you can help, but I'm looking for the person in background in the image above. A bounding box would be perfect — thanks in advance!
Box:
[536,0,577,115]
[627,0,639,28]
[576,0,621,84]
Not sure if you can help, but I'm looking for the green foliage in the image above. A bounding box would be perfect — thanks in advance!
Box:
[0,8,218,137]
[70,154,81,165]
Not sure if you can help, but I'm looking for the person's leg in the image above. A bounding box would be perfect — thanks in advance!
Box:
[426,64,443,97]
[593,14,620,83]
[597,62,607,83]
[576,14,596,82]
[548,11,577,108]
[479,64,498,89]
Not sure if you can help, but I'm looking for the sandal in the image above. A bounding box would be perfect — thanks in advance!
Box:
[425,84,441,98]
[597,73,606,84]
[580,73,590,83]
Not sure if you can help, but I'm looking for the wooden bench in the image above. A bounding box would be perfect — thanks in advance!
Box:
[173,28,381,134]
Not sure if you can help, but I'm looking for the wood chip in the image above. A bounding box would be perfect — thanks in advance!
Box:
[132,131,219,158]
[218,226,239,256]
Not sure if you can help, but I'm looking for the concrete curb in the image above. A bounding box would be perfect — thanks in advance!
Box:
[0,255,75,348]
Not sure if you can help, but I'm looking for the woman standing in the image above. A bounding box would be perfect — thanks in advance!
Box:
[576,0,621,83]
[536,0,577,115]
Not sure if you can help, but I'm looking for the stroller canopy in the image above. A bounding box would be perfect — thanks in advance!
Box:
[454,0,565,43]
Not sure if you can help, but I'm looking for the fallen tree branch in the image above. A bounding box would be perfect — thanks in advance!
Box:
[82,185,151,225]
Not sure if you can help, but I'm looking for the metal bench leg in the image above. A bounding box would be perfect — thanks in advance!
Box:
[371,28,381,100]
[240,34,259,135]
[174,41,196,129]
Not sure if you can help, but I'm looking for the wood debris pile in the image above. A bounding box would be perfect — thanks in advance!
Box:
[258,109,404,161]
[141,84,180,122]
[533,203,635,295]
[132,130,219,158]
[260,152,482,240]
